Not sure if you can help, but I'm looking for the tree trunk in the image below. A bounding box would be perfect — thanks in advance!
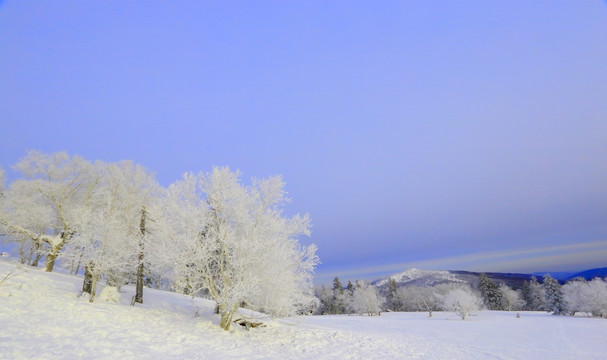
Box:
[71,249,83,274]
[82,262,94,295]
[89,273,99,303]
[44,248,59,272]
[219,303,238,331]
[220,310,235,331]
[32,252,42,268]
[134,253,144,304]
[133,206,146,305]
[19,242,26,264]
[74,257,82,275]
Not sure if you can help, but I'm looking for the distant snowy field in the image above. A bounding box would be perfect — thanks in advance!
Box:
[1,259,605,360]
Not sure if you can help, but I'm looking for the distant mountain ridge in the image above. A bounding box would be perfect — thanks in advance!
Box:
[373,268,538,291]
[373,266,607,292]
[373,268,466,288]
[564,267,607,281]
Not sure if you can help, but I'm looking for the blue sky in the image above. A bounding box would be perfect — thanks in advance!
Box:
[1,1,607,284]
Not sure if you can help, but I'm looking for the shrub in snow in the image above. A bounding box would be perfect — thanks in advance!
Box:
[440,287,482,320]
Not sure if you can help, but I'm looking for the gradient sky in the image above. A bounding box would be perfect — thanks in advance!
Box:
[1,1,606,284]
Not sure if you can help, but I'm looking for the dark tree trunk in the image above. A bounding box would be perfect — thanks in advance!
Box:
[82,262,94,295]
[31,252,42,267]
[133,206,146,305]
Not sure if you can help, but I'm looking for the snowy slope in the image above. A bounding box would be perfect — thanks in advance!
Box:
[1,258,606,360]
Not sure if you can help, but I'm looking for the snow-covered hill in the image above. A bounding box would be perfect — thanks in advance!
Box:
[374,268,467,288]
[2,258,607,360]
[374,268,544,291]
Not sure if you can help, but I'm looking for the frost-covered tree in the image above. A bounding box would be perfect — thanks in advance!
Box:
[315,278,351,315]
[0,178,51,266]
[60,160,161,302]
[0,151,98,271]
[394,287,409,311]
[563,278,607,317]
[330,277,347,314]
[156,167,317,330]
[400,286,442,316]
[440,286,482,320]
[522,276,546,311]
[315,285,333,314]
[499,283,525,311]
[349,281,382,316]
[543,274,564,315]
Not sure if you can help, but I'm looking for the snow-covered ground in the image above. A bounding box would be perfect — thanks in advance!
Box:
[1,258,605,360]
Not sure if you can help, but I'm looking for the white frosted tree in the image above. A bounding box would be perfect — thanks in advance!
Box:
[0,178,54,266]
[394,287,410,311]
[349,281,382,316]
[563,278,607,317]
[0,151,98,271]
[522,276,546,311]
[60,160,161,302]
[400,286,442,316]
[499,284,526,311]
[440,286,482,320]
[315,285,335,315]
[156,167,318,330]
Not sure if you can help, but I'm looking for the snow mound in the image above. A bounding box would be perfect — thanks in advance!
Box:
[98,285,121,303]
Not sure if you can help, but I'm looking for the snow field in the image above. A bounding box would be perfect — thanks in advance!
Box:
[1,259,606,360]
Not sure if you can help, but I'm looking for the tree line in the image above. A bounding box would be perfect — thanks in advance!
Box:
[0,151,319,331]
[317,273,607,320]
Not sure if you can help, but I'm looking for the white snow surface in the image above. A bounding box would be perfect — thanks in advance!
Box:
[375,268,466,287]
[1,259,606,360]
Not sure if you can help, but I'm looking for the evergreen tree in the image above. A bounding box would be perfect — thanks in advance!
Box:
[333,277,344,294]
[331,276,346,314]
[385,278,401,311]
[479,273,506,310]
[543,274,564,315]
[347,280,354,295]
